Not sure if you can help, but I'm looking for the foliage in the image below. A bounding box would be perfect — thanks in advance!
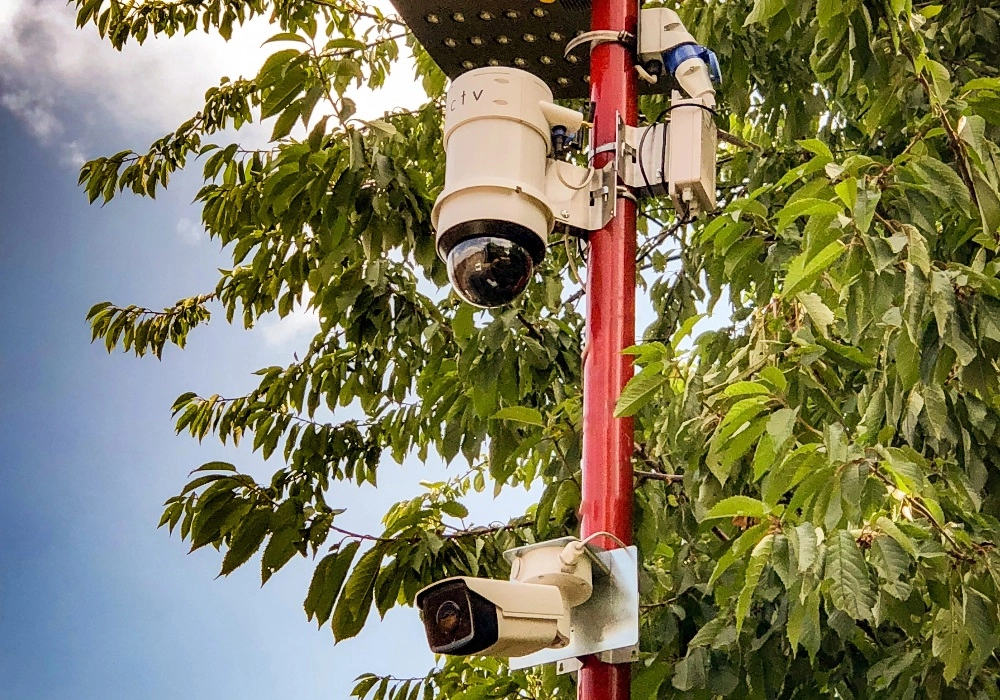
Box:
[78,0,1000,697]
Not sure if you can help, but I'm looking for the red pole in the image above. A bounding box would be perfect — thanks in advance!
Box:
[579,0,638,697]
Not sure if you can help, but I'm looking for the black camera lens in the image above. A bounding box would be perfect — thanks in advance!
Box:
[418,580,499,655]
[447,237,534,308]
[436,600,463,636]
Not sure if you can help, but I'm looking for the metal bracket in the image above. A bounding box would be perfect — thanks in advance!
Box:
[619,119,670,196]
[545,160,616,234]
[508,543,639,672]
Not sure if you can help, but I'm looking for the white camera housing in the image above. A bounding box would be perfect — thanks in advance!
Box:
[416,539,595,658]
[431,67,607,308]
[416,577,569,658]
[432,67,582,262]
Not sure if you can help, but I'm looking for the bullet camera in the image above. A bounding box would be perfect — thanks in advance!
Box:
[416,538,600,659]
[431,67,589,308]
[416,577,569,657]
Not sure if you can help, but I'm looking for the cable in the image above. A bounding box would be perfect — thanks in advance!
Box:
[661,111,668,197]
[635,64,658,84]
[555,162,594,191]
[559,532,633,569]
[564,30,635,60]
[578,531,630,550]
[638,120,656,199]
[657,101,717,119]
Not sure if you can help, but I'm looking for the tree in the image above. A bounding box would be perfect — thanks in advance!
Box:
[76,0,1000,696]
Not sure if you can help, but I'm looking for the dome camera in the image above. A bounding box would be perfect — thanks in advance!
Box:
[432,67,586,308]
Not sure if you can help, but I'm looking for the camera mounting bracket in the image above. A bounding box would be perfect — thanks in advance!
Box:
[505,538,639,672]
[545,160,617,235]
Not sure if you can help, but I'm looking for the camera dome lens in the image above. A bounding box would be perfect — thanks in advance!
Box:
[446,237,534,308]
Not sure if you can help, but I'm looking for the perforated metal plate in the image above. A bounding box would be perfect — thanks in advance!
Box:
[389,0,594,99]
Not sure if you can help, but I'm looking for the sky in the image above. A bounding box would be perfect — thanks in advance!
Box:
[0,2,534,698]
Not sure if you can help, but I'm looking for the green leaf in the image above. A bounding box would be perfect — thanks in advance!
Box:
[932,607,969,684]
[716,396,772,439]
[782,241,846,298]
[759,366,787,393]
[744,0,785,27]
[964,587,997,668]
[491,406,544,427]
[824,531,875,621]
[816,337,876,369]
[869,535,912,600]
[854,186,881,234]
[736,534,773,634]
[766,408,797,446]
[261,526,300,584]
[921,381,950,441]
[722,381,771,398]
[905,225,931,275]
[219,508,272,576]
[188,460,237,475]
[189,492,241,551]
[440,501,469,519]
[702,496,768,522]
[270,102,301,141]
[263,32,309,45]
[908,156,972,214]
[798,139,834,160]
[672,647,708,691]
[708,522,770,587]
[775,198,842,232]
[304,541,360,627]
[789,523,819,573]
[614,362,668,417]
[787,588,821,661]
[688,616,728,648]
[366,119,398,137]
[332,544,386,642]
[797,292,834,336]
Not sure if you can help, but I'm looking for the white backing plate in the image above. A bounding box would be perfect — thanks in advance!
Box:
[509,545,638,670]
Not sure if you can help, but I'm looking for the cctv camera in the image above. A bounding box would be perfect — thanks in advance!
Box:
[432,67,585,308]
[416,577,569,658]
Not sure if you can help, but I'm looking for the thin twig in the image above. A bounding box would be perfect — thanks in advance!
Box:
[634,470,683,484]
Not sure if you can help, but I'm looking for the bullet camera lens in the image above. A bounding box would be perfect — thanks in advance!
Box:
[418,580,498,654]
[447,237,534,308]
[436,600,463,635]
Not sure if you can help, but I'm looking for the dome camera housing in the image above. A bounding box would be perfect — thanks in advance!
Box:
[432,67,584,308]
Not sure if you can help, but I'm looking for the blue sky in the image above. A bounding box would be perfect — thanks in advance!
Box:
[0,3,533,697]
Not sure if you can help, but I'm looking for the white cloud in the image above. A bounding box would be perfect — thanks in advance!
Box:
[0,0,26,40]
[1,88,61,142]
[0,0,427,160]
[175,218,205,246]
[59,141,86,168]
[260,306,320,348]
[0,0,272,142]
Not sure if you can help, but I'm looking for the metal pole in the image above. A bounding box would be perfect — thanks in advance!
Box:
[579,0,638,697]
